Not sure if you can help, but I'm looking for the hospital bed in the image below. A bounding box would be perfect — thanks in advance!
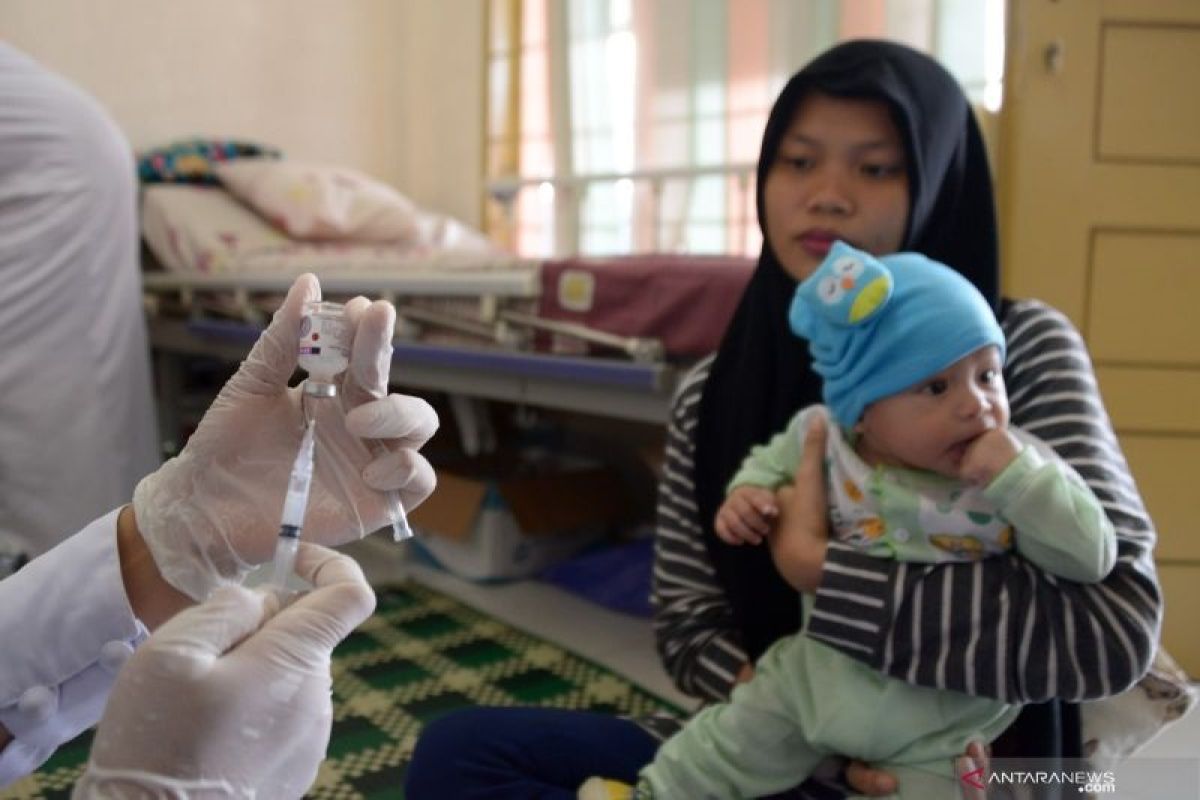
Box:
[139,165,757,454]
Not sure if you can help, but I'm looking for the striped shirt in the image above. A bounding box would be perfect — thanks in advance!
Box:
[651,299,1161,713]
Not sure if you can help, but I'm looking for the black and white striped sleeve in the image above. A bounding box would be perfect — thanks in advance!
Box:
[651,358,750,703]
[804,300,1161,703]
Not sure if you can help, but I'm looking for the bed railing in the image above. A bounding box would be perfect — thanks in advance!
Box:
[485,162,759,259]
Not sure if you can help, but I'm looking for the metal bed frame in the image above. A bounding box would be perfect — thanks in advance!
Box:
[149,315,676,424]
[143,263,676,432]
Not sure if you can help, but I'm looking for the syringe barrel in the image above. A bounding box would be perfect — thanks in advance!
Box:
[279,421,316,527]
[270,529,300,588]
[280,484,309,528]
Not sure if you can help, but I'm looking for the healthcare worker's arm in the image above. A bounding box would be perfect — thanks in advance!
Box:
[73,543,374,799]
[0,509,149,784]
[115,506,193,629]
[0,506,211,785]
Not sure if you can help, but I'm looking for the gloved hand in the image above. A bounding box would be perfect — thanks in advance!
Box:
[73,544,375,799]
[134,273,438,600]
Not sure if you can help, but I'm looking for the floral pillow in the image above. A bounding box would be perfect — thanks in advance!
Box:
[215,160,419,243]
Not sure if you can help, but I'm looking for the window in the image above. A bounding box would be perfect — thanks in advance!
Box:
[486,0,1006,259]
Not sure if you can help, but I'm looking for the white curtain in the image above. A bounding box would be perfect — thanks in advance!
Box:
[498,0,1004,258]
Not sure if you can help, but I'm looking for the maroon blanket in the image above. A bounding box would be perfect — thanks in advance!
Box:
[538,254,755,358]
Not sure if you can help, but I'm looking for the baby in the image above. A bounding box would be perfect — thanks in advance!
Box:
[581,242,1116,799]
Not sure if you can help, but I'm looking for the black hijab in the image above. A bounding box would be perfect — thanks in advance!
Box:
[694,39,1075,765]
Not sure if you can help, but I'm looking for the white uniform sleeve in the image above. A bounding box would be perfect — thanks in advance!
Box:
[0,509,148,786]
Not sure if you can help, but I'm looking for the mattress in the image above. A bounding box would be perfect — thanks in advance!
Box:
[140,183,520,276]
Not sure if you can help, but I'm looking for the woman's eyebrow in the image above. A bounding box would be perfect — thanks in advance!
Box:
[784,133,902,154]
[849,140,904,155]
[782,133,820,147]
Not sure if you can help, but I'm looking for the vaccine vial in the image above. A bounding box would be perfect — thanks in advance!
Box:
[298,301,349,397]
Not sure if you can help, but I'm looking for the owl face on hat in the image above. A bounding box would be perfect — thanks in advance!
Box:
[795,245,894,328]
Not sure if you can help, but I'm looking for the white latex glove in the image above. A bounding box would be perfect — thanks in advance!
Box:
[134,273,438,600]
[73,544,375,799]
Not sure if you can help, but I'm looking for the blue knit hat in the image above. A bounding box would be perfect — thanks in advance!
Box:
[788,241,1005,428]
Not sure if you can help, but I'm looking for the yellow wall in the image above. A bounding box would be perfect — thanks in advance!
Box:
[0,0,486,227]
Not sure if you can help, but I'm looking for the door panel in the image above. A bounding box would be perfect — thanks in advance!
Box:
[1097,23,1200,162]
[1088,230,1200,365]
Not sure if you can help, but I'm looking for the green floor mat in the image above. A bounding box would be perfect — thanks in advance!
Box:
[2,580,682,799]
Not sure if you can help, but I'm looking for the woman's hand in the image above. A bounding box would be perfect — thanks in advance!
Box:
[845,740,990,797]
[734,662,755,686]
[766,414,830,592]
[844,760,898,796]
[132,274,438,601]
[956,740,990,800]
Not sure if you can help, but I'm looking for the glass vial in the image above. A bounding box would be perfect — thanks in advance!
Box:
[298,301,349,397]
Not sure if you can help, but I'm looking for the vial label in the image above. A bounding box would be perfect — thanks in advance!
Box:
[298,308,350,381]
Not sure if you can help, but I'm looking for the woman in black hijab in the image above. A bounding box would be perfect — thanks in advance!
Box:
[406,40,1160,799]
[692,37,1158,786]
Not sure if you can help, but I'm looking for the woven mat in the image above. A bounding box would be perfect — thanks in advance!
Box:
[2,580,682,799]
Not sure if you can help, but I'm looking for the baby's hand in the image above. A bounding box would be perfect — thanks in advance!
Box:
[959,428,1022,487]
[715,486,778,545]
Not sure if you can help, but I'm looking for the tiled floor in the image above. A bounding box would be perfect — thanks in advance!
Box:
[343,535,1199,761]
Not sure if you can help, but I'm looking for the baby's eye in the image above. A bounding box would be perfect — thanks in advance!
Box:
[921,379,948,396]
[979,369,998,384]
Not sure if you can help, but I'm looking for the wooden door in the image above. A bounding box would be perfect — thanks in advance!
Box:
[998,0,1200,675]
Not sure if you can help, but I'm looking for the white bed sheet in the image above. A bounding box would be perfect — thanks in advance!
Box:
[141,184,519,276]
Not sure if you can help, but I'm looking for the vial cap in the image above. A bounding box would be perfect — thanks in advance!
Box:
[304,380,338,398]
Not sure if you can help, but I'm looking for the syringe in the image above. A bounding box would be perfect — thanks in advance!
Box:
[270,419,317,589]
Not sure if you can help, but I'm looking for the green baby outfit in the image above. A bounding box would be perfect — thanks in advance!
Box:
[638,405,1115,799]
[738,406,1021,566]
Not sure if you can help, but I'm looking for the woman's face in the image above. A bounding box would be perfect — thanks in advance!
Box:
[763,93,911,282]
